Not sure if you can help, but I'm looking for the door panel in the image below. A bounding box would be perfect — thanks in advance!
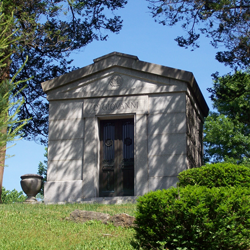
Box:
[99,119,134,197]
[121,120,134,195]
[100,121,115,196]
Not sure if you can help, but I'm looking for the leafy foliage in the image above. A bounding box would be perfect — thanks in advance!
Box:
[37,147,47,195]
[209,71,250,125]
[135,186,250,250]
[204,71,250,163]
[178,162,250,188]
[2,0,127,145]
[204,113,250,163]
[223,155,250,167]
[147,0,250,69]
[1,186,26,203]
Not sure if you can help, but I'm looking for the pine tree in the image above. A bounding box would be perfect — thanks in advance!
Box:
[0,5,30,202]
[0,0,127,202]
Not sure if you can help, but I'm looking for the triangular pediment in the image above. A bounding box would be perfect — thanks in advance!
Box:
[46,68,187,100]
[42,52,209,116]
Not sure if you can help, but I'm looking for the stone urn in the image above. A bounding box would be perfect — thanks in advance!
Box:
[20,174,43,202]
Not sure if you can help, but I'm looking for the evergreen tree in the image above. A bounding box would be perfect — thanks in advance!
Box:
[0,0,127,202]
[2,0,127,145]
[0,5,30,202]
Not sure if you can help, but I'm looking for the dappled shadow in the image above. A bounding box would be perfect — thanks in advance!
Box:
[135,92,187,194]
[43,52,208,203]
[82,117,98,199]
[42,52,208,118]
[44,180,83,203]
[45,100,84,203]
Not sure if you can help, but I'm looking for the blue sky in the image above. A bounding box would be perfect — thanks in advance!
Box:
[4,0,231,192]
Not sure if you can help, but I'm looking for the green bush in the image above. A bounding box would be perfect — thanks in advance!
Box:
[1,187,26,203]
[178,162,250,188]
[135,186,250,250]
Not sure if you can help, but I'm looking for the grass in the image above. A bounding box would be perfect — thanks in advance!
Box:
[0,202,139,250]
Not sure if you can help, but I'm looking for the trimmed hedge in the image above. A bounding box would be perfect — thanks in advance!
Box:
[135,186,250,250]
[178,163,250,188]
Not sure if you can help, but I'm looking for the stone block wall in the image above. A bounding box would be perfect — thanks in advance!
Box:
[186,96,203,169]
[147,93,187,190]
[45,100,84,203]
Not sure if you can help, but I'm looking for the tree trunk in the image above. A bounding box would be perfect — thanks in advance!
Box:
[0,1,22,203]
[0,62,10,204]
[0,3,11,203]
[0,146,6,203]
[0,125,7,203]
[0,73,9,203]
[0,1,21,202]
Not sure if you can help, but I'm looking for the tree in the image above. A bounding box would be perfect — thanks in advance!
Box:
[147,0,250,69]
[204,71,250,165]
[208,71,250,125]
[0,7,30,202]
[37,147,47,196]
[3,0,127,145]
[146,0,250,163]
[204,113,250,164]
[0,0,127,202]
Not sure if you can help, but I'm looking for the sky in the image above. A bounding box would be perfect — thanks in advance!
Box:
[3,0,232,192]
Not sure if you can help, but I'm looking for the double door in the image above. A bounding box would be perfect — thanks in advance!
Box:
[99,119,134,197]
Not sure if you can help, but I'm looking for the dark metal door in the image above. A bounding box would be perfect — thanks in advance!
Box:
[99,119,134,197]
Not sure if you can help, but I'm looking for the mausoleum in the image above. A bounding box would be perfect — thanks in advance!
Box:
[41,52,209,204]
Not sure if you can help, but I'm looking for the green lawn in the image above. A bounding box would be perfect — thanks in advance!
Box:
[0,203,138,250]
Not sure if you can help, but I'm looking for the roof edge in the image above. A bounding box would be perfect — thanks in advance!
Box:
[41,52,209,116]
[93,51,139,63]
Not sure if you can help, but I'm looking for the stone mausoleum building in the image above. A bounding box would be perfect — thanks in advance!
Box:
[41,52,209,204]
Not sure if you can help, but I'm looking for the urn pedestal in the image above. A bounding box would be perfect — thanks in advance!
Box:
[20,174,43,203]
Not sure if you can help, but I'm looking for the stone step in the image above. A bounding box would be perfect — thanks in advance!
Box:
[79,196,138,205]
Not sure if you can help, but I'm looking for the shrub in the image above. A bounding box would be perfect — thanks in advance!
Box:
[178,162,250,188]
[1,187,26,203]
[135,186,250,250]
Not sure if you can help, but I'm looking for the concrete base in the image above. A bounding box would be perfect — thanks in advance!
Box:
[46,196,138,205]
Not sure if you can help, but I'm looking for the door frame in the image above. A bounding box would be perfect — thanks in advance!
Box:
[99,117,135,197]
[82,96,149,199]
[97,114,134,197]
